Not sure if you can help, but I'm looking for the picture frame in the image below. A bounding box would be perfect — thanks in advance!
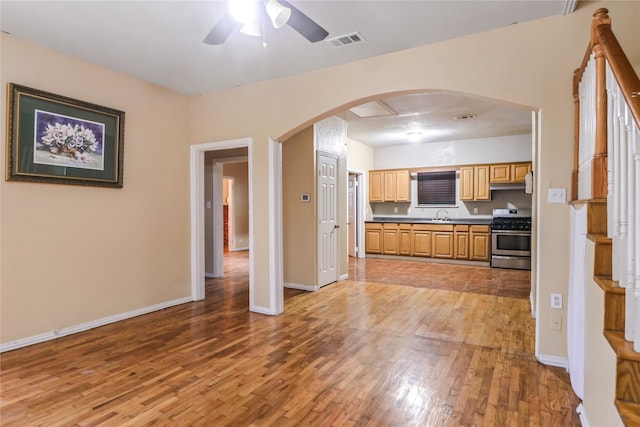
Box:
[6,83,125,188]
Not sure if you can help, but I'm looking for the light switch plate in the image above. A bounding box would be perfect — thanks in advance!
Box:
[548,188,566,204]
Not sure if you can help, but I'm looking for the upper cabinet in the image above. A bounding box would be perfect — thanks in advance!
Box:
[460,165,490,201]
[369,169,411,202]
[490,162,532,183]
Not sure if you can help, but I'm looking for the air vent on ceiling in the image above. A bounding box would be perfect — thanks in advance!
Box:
[454,114,477,120]
[327,32,366,48]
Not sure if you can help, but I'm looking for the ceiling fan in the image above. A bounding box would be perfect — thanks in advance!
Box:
[203,0,329,45]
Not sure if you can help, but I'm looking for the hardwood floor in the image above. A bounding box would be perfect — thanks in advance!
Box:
[0,252,581,426]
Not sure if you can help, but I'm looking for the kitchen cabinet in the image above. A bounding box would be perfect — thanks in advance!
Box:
[411,225,432,257]
[382,223,399,255]
[368,169,411,202]
[398,224,412,256]
[469,225,491,261]
[490,162,532,183]
[365,223,383,254]
[454,225,469,260]
[432,224,454,259]
[460,166,490,201]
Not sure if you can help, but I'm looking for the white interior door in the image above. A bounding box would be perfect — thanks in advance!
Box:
[348,174,357,257]
[318,153,339,287]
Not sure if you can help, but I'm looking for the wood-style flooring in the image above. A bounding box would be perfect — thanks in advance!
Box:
[0,252,581,426]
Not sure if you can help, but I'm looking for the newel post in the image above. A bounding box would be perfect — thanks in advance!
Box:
[591,9,611,199]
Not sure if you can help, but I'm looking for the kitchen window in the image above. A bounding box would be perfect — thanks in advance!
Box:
[417,171,456,205]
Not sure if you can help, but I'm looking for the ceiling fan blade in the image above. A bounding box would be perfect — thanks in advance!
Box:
[203,11,239,45]
[280,0,329,43]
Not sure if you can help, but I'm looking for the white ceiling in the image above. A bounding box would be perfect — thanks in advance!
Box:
[0,0,575,146]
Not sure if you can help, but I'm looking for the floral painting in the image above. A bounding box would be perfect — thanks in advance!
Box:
[6,83,125,188]
[34,110,105,171]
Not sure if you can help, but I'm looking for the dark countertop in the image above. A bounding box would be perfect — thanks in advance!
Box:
[368,217,492,225]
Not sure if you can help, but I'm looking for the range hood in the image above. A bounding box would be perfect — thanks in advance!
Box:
[490,182,526,191]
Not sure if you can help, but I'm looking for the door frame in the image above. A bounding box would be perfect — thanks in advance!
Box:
[348,168,366,258]
[190,138,253,302]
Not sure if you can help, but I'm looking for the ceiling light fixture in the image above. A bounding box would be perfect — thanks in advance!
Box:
[265,0,291,29]
[228,0,258,24]
[239,19,261,37]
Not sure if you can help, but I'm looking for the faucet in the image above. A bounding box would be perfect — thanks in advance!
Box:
[435,209,449,221]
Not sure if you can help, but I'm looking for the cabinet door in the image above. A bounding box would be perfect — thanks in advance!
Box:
[454,232,469,259]
[411,230,432,257]
[490,164,510,183]
[365,223,383,254]
[369,171,384,202]
[395,170,411,202]
[382,224,399,255]
[398,227,412,255]
[383,171,396,202]
[474,165,491,201]
[511,162,532,182]
[469,225,490,261]
[432,232,454,259]
[459,167,474,201]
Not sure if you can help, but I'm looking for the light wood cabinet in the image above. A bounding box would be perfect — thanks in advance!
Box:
[454,225,469,260]
[395,170,411,202]
[469,225,491,261]
[432,231,454,259]
[366,222,490,264]
[490,164,511,183]
[398,224,412,256]
[490,162,532,183]
[368,169,411,203]
[511,162,532,182]
[368,171,384,202]
[382,223,399,255]
[365,223,383,254]
[411,226,432,257]
[460,166,490,201]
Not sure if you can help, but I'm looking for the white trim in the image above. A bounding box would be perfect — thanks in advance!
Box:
[190,139,253,306]
[212,162,224,277]
[250,305,277,315]
[230,246,249,252]
[268,137,284,314]
[339,273,349,281]
[536,354,568,370]
[576,404,590,427]
[0,297,191,353]
[285,282,318,292]
[205,273,217,279]
[348,168,368,259]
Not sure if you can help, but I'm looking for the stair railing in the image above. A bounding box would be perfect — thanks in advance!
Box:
[573,8,640,351]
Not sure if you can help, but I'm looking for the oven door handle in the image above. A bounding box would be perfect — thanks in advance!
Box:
[491,230,531,235]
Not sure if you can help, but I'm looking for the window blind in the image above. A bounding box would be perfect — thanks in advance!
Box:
[417,171,456,205]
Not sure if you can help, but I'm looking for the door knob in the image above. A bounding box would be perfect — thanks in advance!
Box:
[334,225,340,229]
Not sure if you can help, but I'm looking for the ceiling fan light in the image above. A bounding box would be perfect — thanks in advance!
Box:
[266,0,291,29]
[228,0,258,24]
[239,20,261,37]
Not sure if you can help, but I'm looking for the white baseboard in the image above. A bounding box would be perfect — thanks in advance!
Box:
[0,296,192,353]
[339,273,348,281]
[537,353,568,370]
[249,304,276,315]
[576,403,589,427]
[230,246,249,252]
[284,282,318,292]
[205,273,219,278]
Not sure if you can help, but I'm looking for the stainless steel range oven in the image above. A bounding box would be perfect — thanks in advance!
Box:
[491,208,531,270]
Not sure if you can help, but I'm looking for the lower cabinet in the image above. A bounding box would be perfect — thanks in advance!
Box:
[470,225,491,261]
[366,222,491,264]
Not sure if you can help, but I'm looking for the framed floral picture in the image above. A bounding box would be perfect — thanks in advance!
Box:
[6,83,125,187]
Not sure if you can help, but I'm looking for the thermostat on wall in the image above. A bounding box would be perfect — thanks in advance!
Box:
[301,193,311,202]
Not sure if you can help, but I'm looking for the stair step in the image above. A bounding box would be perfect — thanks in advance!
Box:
[587,232,612,245]
[595,275,625,295]
[587,200,608,235]
[615,400,640,427]
[604,330,640,362]
[604,331,640,405]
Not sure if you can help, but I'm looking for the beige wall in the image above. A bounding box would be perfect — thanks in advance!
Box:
[188,1,639,408]
[2,4,639,423]
[223,162,249,250]
[1,36,191,343]
[347,138,374,221]
[282,127,316,287]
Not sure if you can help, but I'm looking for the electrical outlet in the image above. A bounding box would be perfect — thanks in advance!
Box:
[473,207,478,214]
[551,293,563,309]
[393,207,398,213]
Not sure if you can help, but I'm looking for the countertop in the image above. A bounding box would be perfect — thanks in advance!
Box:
[367,217,492,225]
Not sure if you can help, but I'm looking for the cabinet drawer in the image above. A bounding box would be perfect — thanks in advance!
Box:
[454,224,469,232]
[470,225,490,233]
